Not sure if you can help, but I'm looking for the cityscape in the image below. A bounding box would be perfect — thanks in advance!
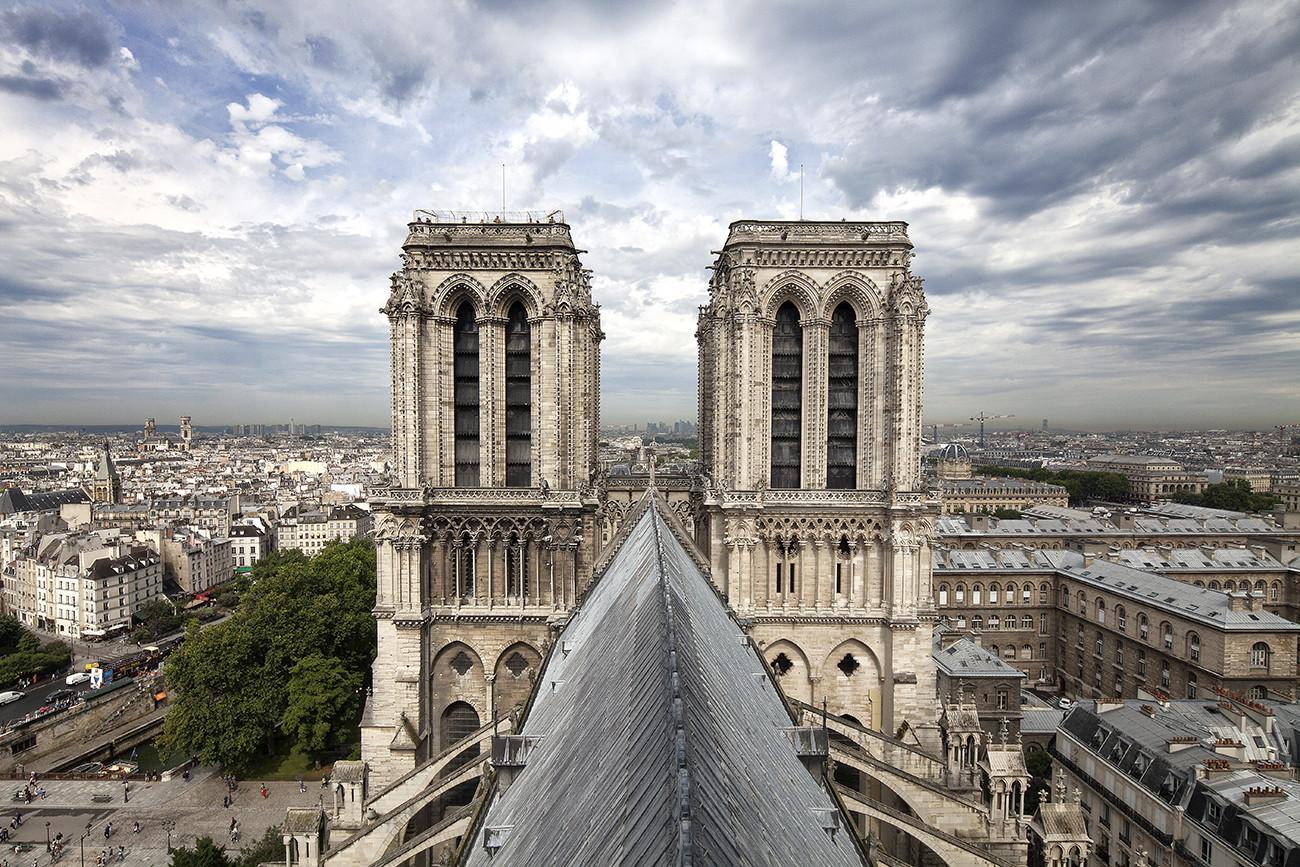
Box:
[2,3,1299,867]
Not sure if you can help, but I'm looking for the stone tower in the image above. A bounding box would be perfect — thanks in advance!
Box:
[363,211,603,789]
[91,439,121,503]
[179,415,192,451]
[695,219,939,736]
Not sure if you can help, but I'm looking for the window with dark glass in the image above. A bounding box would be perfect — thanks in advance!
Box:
[504,302,531,486]
[770,301,802,489]
[826,302,858,488]
[453,302,480,486]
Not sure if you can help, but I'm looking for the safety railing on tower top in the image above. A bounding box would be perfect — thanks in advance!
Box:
[411,209,565,225]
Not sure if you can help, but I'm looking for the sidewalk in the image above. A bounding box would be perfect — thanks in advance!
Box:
[0,765,321,865]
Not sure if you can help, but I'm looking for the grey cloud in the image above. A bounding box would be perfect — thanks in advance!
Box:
[1,6,114,68]
[0,73,63,100]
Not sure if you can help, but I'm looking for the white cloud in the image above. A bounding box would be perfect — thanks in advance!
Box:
[0,1,1297,427]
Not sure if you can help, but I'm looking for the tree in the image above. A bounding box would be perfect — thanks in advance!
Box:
[974,466,1130,506]
[169,837,234,867]
[282,654,363,757]
[1173,480,1277,513]
[234,827,283,867]
[1023,749,1052,814]
[0,615,25,653]
[160,538,376,772]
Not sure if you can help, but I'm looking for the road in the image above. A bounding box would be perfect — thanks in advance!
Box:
[0,617,216,729]
[0,676,96,726]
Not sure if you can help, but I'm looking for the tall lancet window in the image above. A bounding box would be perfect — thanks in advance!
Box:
[826,302,859,489]
[453,302,480,486]
[770,301,803,489]
[504,301,532,486]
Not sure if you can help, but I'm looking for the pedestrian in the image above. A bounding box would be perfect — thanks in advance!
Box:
[131,821,139,834]
[297,778,305,794]
[229,817,236,835]
[121,781,128,804]
[260,784,267,799]
[222,794,229,808]
[116,845,124,862]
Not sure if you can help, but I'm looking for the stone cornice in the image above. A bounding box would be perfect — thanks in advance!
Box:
[402,249,575,272]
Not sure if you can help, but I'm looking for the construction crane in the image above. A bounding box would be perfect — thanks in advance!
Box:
[969,412,1015,448]
[1276,424,1300,455]
[926,421,964,443]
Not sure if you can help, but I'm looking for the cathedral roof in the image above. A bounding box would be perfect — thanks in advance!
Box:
[460,497,861,865]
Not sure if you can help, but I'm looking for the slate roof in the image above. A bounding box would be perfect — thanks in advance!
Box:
[1060,699,1283,810]
[1043,551,1300,632]
[934,638,1026,680]
[462,498,860,866]
[0,487,89,515]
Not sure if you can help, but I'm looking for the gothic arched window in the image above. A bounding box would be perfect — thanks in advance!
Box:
[826,302,858,489]
[504,301,532,486]
[771,301,803,489]
[453,302,480,486]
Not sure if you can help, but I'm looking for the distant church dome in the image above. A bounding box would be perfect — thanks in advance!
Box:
[938,442,969,462]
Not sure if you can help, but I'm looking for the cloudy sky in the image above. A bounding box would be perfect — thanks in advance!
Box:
[1,1,1298,431]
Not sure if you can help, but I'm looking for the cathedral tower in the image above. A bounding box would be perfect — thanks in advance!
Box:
[363,211,603,788]
[696,219,939,736]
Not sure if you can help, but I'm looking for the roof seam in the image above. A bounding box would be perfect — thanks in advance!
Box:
[651,507,693,867]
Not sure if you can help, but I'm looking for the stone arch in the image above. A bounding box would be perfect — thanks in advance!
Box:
[431,274,488,318]
[820,639,883,726]
[431,641,486,745]
[822,271,884,320]
[491,640,543,716]
[762,639,813,704]
[760,270,819,320]
[486,273,544,318]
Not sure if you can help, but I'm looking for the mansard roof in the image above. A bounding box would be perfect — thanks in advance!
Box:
[461,497,860,866]
[0,487,89,515]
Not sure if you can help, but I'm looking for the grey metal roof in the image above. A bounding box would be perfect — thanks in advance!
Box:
[462,499,860,866]
[0,487,89,515]
[934,638,1026,680]
[1043,551,1300,632]
[1062,699,1285,813]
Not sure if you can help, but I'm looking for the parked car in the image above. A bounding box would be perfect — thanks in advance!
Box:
[1057,698,1075,711]
[45,689,74,703]
[65,672,90,685]
[0,691,22,705]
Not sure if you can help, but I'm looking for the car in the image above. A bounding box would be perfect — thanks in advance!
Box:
[45,689,73,703]
[1057,698,1075,711]
[65,672,90,686]
[0,691,21,705]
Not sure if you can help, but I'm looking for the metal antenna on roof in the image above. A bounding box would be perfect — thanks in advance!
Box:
[799,164,804,220]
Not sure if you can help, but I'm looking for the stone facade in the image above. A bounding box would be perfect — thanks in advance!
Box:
[695,220,940,738]
[363,214,603,790]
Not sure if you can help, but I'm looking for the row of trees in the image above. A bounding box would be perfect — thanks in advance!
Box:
[1173,479,1277,512]
[974,466,1130,504]
[158,539,376,772]
[0,615,72,687]
[169,829,280,867]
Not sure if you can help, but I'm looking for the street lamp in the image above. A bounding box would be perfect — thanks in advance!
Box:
[163,818,176,853]
[81,821,92,867]
[45,820,50,851]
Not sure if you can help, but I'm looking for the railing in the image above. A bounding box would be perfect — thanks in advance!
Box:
[411,209,565,225]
